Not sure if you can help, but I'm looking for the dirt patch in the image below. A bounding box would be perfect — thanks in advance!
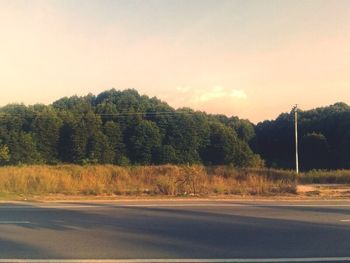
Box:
[3,184,350,202]
[297,184,350,198]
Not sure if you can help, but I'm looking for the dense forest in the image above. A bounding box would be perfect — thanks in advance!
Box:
[0,89,349,171]
[0,89,262,167]
[254,102,350,170]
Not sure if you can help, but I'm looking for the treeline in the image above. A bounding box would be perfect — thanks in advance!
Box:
[2,89,349,171]
[0,89,262,167]
[253,102,350,170]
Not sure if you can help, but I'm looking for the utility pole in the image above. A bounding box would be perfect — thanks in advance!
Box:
[293,104,299,174]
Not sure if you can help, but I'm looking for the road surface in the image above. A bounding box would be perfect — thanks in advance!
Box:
[0,200,350,262]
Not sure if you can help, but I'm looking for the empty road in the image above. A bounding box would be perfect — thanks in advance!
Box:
[0,200,350,262]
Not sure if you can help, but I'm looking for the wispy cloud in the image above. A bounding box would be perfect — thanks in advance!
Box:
[229,89,248,99]
[177,86,248,103]
[176,86,190,93]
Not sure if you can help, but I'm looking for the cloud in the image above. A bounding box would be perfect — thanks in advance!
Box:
[229,89,248,99]
[175,86,190,93]
[189,86,247,103]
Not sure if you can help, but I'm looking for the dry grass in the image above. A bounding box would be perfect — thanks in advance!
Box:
[300,170,350,184]
[0,165,297,197]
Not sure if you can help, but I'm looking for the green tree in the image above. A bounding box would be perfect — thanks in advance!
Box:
[103,121,126,164]
[164,112,204,164]
[157,144,179,164]
[86,131,113,164]
[7,132,41,164]
[0,145,10,164]
[202,122,259,167]
[70,111,103,163]
[32,109,62,163]
[57,117,75,163]
[129,120,161,164]
[255,102,350,170]
[300,133,330,170]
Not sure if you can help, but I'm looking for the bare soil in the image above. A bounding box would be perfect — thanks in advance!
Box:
[2,184,350,202]
[297,184,350,198]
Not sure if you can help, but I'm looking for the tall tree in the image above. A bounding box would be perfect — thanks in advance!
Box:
[103,121,126,164]
[129,120,161,164]
[32,109,62,163]
[300,133,330,170]
[7,132,41,164]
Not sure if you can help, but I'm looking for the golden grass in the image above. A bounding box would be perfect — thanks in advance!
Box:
[0,165,297,197]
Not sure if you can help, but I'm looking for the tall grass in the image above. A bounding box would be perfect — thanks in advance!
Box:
[300,170,350,184]
[0,165,297,197]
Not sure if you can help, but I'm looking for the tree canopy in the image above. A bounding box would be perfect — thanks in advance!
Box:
[0,89,260,167]
[253,102,350,170]
[2,89,347,170]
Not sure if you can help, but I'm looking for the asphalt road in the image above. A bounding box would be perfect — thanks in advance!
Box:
[1,200,350,262]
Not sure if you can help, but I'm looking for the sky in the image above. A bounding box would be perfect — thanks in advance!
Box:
[0,0,349,123]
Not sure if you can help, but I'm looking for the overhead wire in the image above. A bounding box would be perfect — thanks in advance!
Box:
[0,110,207,121]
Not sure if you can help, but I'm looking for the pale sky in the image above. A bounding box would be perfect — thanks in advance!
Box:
[0,0,349,123]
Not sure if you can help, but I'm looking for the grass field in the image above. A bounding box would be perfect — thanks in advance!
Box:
[0,165,349,199]
[300,169,350,184]
[0,165,297,198]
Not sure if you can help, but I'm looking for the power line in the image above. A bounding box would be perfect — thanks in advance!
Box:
[0,110,204,118]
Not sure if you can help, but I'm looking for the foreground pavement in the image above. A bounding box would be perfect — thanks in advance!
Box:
[0,200,350,262]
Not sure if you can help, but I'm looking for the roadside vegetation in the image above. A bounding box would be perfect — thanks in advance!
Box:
[0,89,349,200]
[300,170,350,184]
[1,164,350,199]
[0,165,297,197]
